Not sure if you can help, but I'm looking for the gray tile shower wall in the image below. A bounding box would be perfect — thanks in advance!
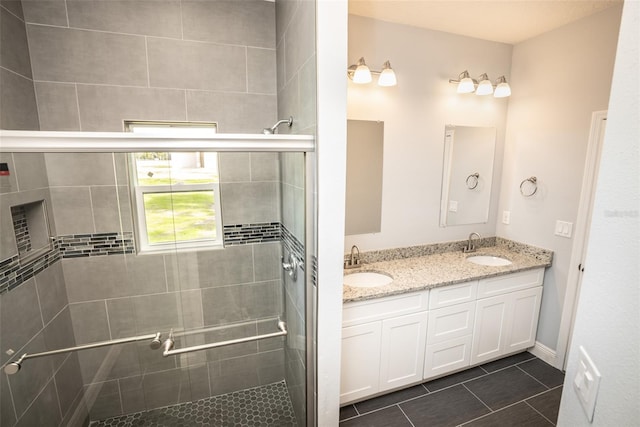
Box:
[276,0,316,422]
[24,0,277,133]
[0,263,88,427]
[0,2,39,130]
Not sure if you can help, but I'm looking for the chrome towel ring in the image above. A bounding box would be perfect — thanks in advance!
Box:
[520,176,538,197]
[466,173,480,189]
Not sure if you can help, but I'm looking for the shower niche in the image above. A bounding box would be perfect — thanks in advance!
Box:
[10,200,52,261]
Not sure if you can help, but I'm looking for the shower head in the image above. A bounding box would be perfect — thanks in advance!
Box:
[263,116,293,134]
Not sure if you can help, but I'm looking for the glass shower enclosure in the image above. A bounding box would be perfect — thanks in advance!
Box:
[0,131,315,426]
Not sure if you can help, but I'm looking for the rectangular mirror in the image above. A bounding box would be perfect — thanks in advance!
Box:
[345,120,384,235]
[440,125,496,226]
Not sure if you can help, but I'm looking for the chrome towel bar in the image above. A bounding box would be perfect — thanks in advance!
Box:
[162,319,287,357]
[3,332,162,375]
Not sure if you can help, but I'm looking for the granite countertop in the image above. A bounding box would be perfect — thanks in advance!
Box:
[343,243,552,303]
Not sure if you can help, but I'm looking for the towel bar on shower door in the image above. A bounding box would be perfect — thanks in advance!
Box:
[161,319,287,357]
[3,332,163,375]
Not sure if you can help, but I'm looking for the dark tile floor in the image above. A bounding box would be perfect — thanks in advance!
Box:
[340,352,565,427]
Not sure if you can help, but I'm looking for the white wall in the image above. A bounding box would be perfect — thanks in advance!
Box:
[557,1,639,424]
[498,5,623,352]
[346,15,512,252]
[316,0,348,425]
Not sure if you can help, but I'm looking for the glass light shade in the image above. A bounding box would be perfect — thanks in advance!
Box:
[352,57,372,84]
[457,77,475,94]
[378,61,397,86]
[494,82,511,98]
[353,65,372,84]
[475,74,493,95]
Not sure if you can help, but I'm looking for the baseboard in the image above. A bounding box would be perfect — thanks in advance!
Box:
[528,341,558,367]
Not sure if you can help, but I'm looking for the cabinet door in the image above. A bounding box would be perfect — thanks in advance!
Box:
[379,312,428,392]
[505,286,543,353]
[471,294,509,365]
[340,322,382,404]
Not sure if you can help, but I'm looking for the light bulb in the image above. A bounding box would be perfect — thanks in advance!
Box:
[377,61,397,86]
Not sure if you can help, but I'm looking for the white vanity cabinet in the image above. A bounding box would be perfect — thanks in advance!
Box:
[341,267,545,404]
[471,269,544,365]
[340,291,429,404]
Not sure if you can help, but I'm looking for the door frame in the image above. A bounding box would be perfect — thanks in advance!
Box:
[554,110,607,370]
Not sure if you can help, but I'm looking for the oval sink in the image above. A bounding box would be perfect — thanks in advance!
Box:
[467,255,512,266]
[344,272,393,288]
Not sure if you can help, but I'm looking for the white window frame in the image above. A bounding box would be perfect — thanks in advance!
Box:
[125,121,223,254]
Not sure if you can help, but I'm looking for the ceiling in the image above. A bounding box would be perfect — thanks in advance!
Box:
[348,0,622,45]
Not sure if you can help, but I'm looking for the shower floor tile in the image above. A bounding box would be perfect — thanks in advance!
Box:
[90,381,297,427]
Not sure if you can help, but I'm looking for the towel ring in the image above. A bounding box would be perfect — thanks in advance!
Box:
[520,176,538,197]
[466,173,479,189]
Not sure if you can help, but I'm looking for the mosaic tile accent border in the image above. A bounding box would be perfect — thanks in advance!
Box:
[11,205,31,254]
[90,381,296,427]
[223,222,281,246]
[282,225,305,271]
[0,232,134,295]
[0,243,61,295]
[56,232,135,258]
[1,223,305,295]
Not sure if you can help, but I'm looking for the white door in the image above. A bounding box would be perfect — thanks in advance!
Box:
[471,294,509,365]
[505,287,543,353]
[340,322,382,404]
[557,111,607,369]
[379,312,428,392]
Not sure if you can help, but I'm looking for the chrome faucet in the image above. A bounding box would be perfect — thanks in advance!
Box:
[463,233,481,253]
[344,245,362,269]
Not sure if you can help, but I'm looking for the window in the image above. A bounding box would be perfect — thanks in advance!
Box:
[125,121,222,253]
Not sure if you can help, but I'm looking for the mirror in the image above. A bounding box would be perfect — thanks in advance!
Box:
[440,125,496,226]
[345,120,384,235]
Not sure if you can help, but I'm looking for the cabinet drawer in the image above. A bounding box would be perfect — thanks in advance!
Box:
[429,281,478,309]
[427,301,476,344]
[477,268,544,298]
[424,335,472,380]
[343,290,429,327]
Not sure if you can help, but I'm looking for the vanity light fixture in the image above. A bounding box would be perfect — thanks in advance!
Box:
[449,71,511,98]
[348,57,397,86]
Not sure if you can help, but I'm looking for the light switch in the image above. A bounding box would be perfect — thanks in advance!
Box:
[555,220,573,238]
[573,346,601,422]
[502,211,511,225]
[449,200,458,212]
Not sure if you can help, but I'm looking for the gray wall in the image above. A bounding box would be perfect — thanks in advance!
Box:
[0,0,39,130]
[0,0,303,423]
[276,0,316,424]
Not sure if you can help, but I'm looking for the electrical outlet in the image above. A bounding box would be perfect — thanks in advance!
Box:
[555,220,573,238]
[502,211,511,224]
[573,346,601,422]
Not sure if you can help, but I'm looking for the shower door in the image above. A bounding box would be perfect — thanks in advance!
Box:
[0,146,310,427]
